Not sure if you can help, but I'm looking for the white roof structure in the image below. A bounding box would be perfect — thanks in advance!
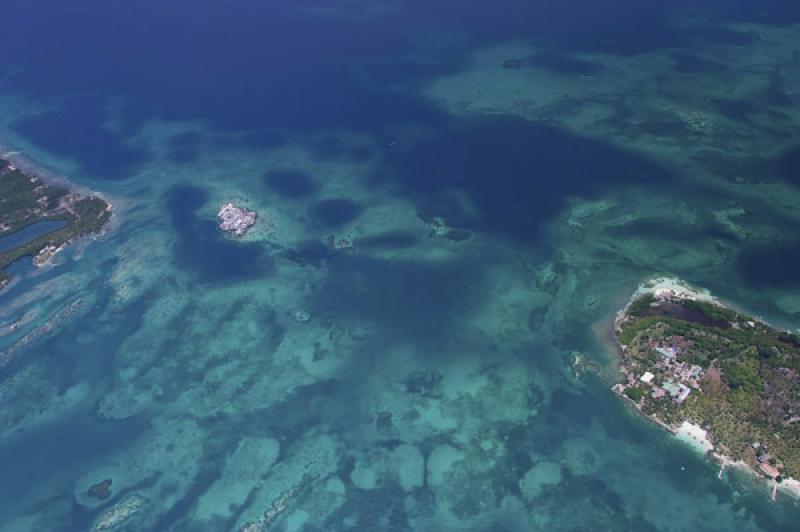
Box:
[677,384,691,403]
[656,347,677,358]
[640,371,655,384]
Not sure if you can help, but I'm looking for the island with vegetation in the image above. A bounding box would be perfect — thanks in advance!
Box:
[613,278,800,497]
[0,157,111,287]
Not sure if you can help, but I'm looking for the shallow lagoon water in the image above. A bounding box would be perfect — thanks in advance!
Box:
[1,1,800,531]
[0,220,66,252]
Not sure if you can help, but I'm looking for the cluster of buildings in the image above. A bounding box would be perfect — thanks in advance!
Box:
[752,443,785,480]
[619,336,704,406]
[653,288,688,301]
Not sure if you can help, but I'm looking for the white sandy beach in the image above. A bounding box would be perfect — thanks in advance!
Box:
[673,421,714,454]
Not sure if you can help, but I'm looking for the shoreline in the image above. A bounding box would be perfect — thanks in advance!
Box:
[0,148,116,286]
[610,276,800,501]
[0,145,115,209]
[613,383,800,500]
[613,275,719,333]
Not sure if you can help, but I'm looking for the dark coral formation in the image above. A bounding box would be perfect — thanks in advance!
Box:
[502,59,525,70]
[88,478,113,500]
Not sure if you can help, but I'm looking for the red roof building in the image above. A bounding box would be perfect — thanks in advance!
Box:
[759,463,780,479]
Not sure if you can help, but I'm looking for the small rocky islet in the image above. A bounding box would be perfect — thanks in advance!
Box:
[217,202,257,237]
[0,158,111,287]
[613,278,800,495]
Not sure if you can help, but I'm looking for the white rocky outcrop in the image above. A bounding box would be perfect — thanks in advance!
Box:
[218,203,257,236]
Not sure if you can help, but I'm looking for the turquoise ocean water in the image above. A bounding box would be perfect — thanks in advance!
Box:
[1,1,800,530]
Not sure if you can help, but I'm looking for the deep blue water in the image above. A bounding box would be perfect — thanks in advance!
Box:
[164,185,271,281]
[1,1,800,531]
[0,0,796,182]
